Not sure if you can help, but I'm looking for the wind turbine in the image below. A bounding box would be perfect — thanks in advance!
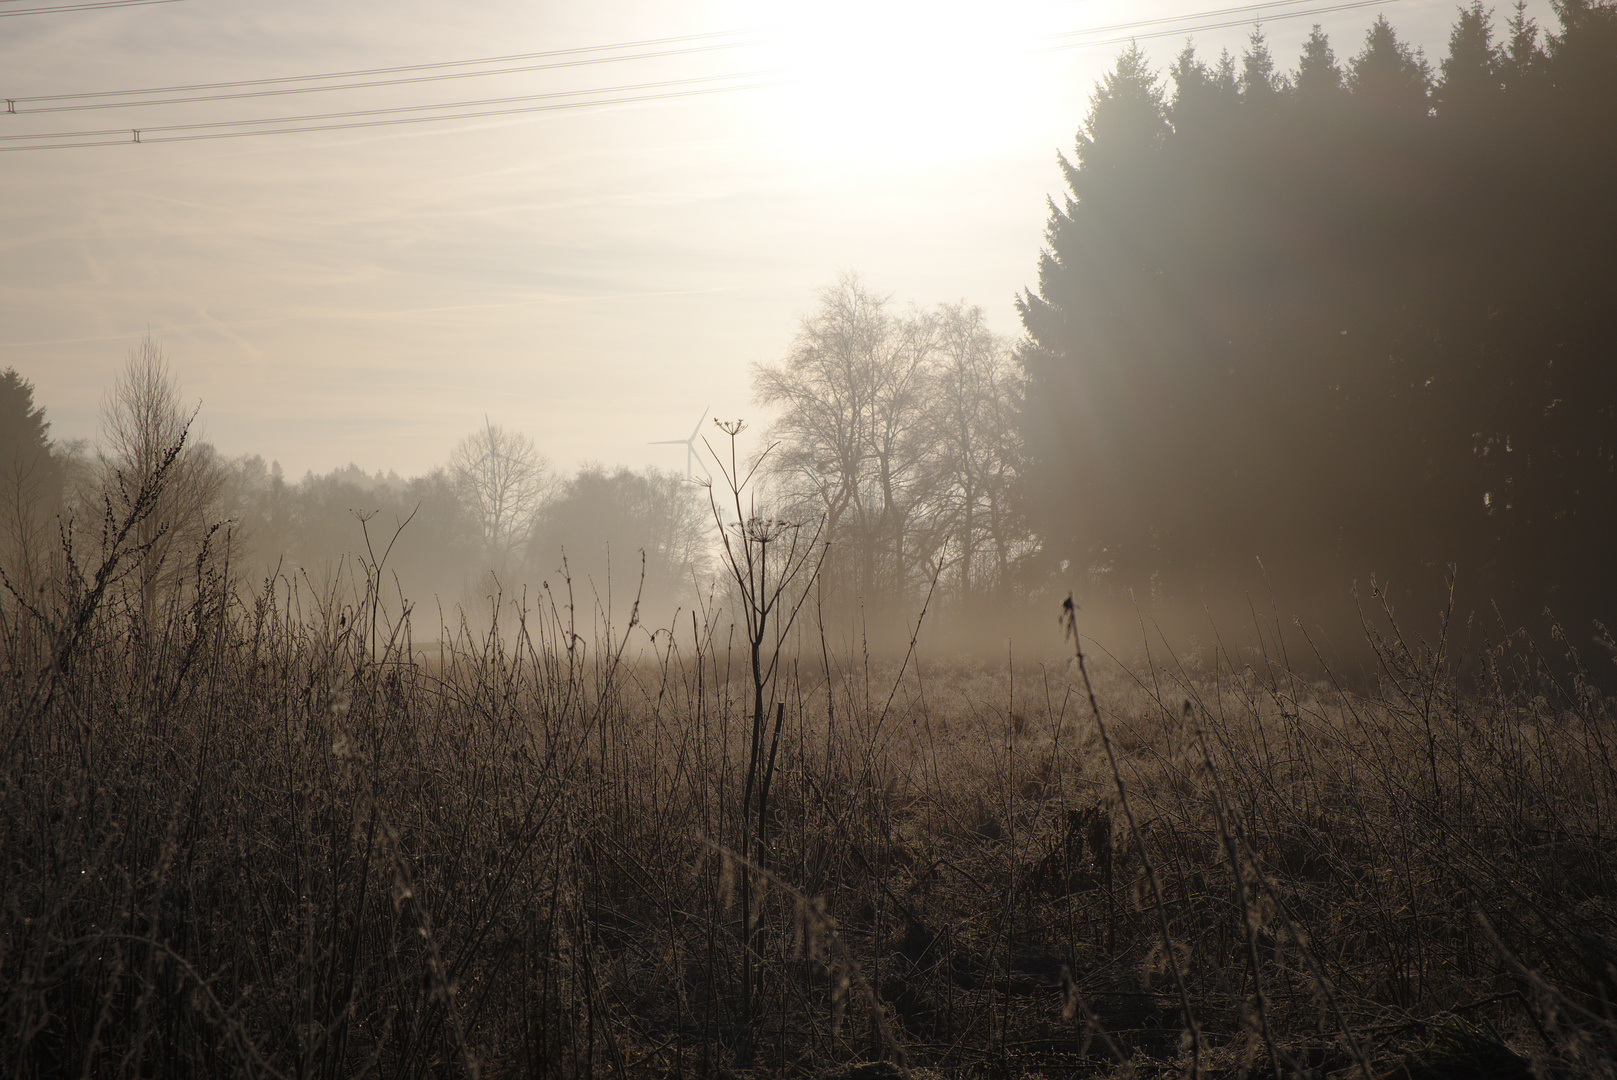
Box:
[650,405,712,481]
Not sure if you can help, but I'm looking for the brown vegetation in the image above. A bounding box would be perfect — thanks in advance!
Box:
[3,440,1615,1079]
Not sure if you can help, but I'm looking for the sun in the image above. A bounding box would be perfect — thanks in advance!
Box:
[745,0,1054,167]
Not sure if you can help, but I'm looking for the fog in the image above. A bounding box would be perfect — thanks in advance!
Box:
[8,12,1617,1074]
[3,0,1613,680]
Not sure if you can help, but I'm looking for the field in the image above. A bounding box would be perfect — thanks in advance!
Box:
[4,532,1616,1080]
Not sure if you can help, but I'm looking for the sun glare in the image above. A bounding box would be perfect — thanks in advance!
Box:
[755,0,1051,166]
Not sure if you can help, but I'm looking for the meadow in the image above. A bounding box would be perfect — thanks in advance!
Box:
[3,497,1615,1080]
[6,4,1616,1073]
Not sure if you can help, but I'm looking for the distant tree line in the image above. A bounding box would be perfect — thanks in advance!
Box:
[0,343,708,636]
[225,431,709,624]
[1017,2,1617,648]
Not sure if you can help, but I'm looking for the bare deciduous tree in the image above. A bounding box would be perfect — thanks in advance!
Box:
[99,335,225,626]
[929,302,1027,604]
[754,273,938,608]
[449,420,552,575]
[754,278,1030,617]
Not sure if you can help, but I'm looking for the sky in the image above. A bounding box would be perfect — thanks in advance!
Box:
[0,0,1553,481]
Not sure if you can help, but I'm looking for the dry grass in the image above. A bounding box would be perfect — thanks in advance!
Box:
[3,495,1615,1078]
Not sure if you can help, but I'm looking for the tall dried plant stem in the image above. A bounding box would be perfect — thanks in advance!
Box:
[703,419,827,1033]
[1063,594,1203,1078]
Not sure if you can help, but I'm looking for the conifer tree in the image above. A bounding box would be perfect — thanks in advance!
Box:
[0,369,62,594]
[1347,15,1433,114]
[1545,0,1617,101]
[0,370,52,472]
[1436,2,1502,118]
[1499,1,1548,96]
[1168,43,1238,132]
[1070,42,1169,178]
[1293,25,1345,107]
[1167,43,1211,129]
[1240,26,1282,105]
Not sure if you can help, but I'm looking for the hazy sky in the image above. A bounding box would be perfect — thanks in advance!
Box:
[2,0,1548,479]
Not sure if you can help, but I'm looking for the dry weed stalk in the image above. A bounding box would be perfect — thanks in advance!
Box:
[3,423,1615,1078]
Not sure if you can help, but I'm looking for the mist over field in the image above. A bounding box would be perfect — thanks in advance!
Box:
[3,2,1616,1077]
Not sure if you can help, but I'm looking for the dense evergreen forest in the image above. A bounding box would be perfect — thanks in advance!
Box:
[1018,1,1617,656]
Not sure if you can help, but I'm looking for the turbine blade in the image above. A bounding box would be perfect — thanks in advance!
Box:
[688,405,710,442]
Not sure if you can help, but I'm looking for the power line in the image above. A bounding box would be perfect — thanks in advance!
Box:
[0,0,1420,152]
[8,39,767,115]
[1045,0,1396,43]
[0,83,780,150]
[4,28,766,103]
[0,70,770,141]
[0,74,781,151]
[0,0,185,16]
[2,0,1397,103]
[1042,0,1405,53]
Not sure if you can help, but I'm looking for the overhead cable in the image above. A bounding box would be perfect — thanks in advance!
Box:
[0,74,780,151]
[10,40,767,114]
[1044,0,1402,51]
[4,28,767,104]
[1045,0,1396,43]
[0,0,1414,150]
[0,0,184,16]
